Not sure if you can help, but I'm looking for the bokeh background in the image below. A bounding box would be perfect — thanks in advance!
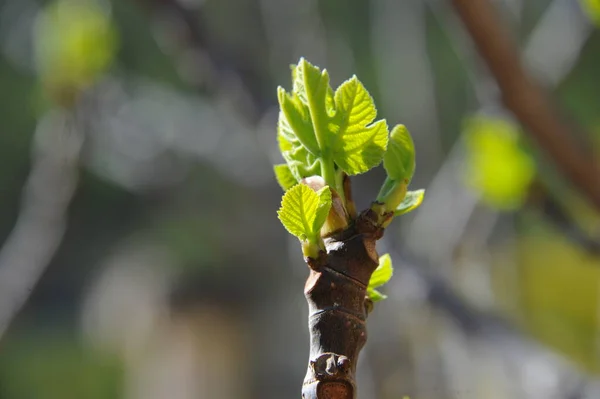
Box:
[0,0,599,398]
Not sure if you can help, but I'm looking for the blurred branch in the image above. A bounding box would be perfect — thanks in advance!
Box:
[0,108,83,342]
[528,181,600,256]
[451,0,600,212]
[426,0,599,256]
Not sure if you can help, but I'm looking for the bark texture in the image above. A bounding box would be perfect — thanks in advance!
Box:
[302,213,382,399]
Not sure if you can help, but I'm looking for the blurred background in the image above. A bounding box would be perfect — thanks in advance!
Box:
[0,0,599,398]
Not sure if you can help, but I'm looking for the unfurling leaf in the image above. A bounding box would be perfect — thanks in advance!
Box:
[313,186,333,238]
[395,189,425,216]
[384,124,415,182]
[301,176,348,236]
[277,184,332,244]
[277,58,389,194]
[278,111,320,181]
[331,77,388,175]
[277,87,319,155]
[274,164,298,191]
[367,253,393,302]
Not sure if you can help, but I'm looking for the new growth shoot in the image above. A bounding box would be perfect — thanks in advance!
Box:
[275,58,424,302]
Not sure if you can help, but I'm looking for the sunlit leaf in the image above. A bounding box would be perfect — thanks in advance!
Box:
[277,87,320,155]
[331,77,388,175]
[369,253,393,289]
[384,124,415,182]
[277,184,332,243]
[395,189,425,216]
[367,253,393,302]
[276,59,390,192]
[367,288,387,302]
[313,185,333,238]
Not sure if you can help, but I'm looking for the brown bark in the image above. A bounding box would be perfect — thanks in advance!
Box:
[452,0,600,212]
[302,212,383,399]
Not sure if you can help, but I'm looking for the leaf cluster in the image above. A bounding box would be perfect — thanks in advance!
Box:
[275,58,426,301]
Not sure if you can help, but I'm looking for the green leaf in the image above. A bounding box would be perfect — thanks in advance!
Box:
[279,60,334,185]
[299,58,331,149]
[384,124,415,181]
[331,77,388,175]
[277,59,392,194]
[277,111,320,181]
[367,288,387,302]
[273,164,298,191]
[367,253,393,302]
[369,253,393,289]
[394,189,425,216]
[313,186,333,237]
[277,87,320,155]
[277,184,332,243]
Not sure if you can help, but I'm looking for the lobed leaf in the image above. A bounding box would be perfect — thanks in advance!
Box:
[331,77,388,175]
[384,124,415,181]
[333,120,388,175]
[277,59,400,198]
[277,184,332,243]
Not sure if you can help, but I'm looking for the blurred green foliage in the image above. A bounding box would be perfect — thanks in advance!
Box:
[581,0,600,26]
[0,331,123,398]
[463,117,535,210]
[35,0,117,105]
[497,225,600,373]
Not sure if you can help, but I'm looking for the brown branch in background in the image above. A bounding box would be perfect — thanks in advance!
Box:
[451,0,600,212]
[527,181,600,255]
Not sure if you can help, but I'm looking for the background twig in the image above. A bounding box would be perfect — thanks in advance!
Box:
[452,0,600,212]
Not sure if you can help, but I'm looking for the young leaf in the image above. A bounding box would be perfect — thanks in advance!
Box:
[274,164,298,191]
[298,59,331,146]
[313,186,333,237]
[367,288,387,302]
[277,184,332,243]
[278,111,320,181]
[367,253,393,302]
[395,189,425,216]
[277,87,320,155]
[369,253,393,288]
[331,77,388,175]
[383,124,415,182]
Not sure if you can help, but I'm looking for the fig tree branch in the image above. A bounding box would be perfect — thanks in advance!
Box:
[452,0,600,212]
